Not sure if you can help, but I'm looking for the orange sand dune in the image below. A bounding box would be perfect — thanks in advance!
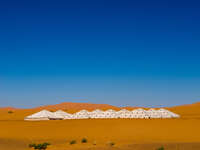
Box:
[0,119,200,150]
[1,101,200,119]
[168,102,200,118]
[1,102,200,150]
[35,102,119,111]
[0,107,18,111]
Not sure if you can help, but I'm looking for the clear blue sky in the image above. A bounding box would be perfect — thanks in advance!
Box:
[0,0,200,108]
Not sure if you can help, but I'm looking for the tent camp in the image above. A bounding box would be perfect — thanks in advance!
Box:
[54,110,73,120]
[24,110,62,121]
[104,109,119,118]
[117,109,132,118]
[24,108,180,120]
[146,108,162,118]
[89,109,106,119]
[73,110,90,119]
[132,108,149,118]
[157,108,180,118]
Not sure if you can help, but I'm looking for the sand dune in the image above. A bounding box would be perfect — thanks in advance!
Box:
[1,102,200,150]
[169,102,200,118]
[1,101,200,120]
[1,119,200,150]
[35,102,119,111]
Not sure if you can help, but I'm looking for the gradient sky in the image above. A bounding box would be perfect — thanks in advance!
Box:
[0,0,200,108]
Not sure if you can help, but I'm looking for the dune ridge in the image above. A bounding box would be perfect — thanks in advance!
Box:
[1,101,200,111]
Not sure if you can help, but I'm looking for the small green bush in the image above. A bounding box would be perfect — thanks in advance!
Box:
[70,140,76,145]
[29,142,50,150]
[108,141,115,146]
[156,146,164,150]
[8,111,13,114]
[81,138,87,143]
[93,141,97,145]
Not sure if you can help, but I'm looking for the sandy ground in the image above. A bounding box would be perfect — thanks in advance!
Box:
[1,103,200,150]
[1,118,200,150]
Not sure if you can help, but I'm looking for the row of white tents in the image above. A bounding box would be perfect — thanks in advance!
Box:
[24,108,180,121]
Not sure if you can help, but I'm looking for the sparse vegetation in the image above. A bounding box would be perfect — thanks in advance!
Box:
[108,141,115,146]
[8,111,13,114]
[70,140,76,145]
[156,146,164,150]
[93,141,97,145]
[29,142,50,150]
[81,138,87,143]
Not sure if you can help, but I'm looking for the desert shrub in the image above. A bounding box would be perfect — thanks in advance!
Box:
[108,141,115,146]
[93,141,97,145]
[29,142,50,150]
[8,111,13,114]
[156,146,164,150]
[70,140,76,145]
[81,138,87,143]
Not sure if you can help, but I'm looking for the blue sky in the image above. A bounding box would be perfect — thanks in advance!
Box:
[0,0,200,108]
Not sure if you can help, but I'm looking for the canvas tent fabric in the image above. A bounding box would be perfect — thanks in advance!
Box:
[74,110,90,119]
[104,109,119,118]
[54,110,73,119]
[24,110,62,121]
[146,108,162,119]
[89,109,106,119]
[158,108,180,118]
[132,108,149,119]
[117,109,132,118]
[25,108,180,120]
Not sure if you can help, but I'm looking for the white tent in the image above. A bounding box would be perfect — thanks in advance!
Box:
[132,108,149,119]
[24,110,62,121]
[146,108,161,118]
[158,108,180,118]
[25,108,180,120]
[54,110,73,120]
[104,109,119,118]
[89,109,106,119]
[73,110,90,119]
[117,109,132,118]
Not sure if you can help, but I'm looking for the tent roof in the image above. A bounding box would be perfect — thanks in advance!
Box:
[54,110,71,117]
[118,109,130,113]
[92,109,104,113]
[26,110,58,119]
[105,109,116,112]
[132,108,146,112]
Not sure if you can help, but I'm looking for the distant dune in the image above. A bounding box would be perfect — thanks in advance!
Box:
[169,102,200,118]
[35,102,119,111]
[1,102,200,118]
[1,101,200,150]
[0,107,18,111]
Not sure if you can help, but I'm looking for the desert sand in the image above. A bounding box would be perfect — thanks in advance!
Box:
[1,102,200,150]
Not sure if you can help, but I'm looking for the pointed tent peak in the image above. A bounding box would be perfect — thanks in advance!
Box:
[32,109,54,115]
[79,109,89,112]
[118,109,130,112]
[75,109,90,115]
[25,109,56,120]
[92,109,103,113]
[54,110,71,115]
[105,109,116,112]
[147,108,157,111]
[132,108,146,111]
[158,108,169,112]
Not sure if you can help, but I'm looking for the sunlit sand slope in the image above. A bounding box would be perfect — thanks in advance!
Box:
[1,102,200,150]
[0,119,200,150]
[169,102,200,118]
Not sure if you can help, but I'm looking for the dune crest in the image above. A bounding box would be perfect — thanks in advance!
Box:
[32,102,119,111]
[1,101,200,118]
